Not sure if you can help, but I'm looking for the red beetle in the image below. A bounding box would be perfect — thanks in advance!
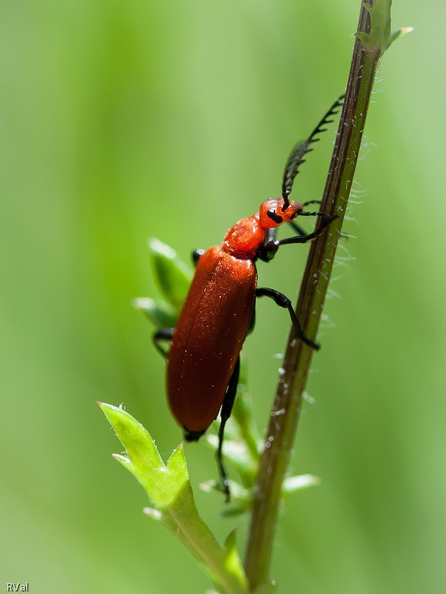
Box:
[155,97,342,497]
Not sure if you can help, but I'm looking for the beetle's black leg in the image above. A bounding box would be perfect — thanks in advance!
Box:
[302,199,322,207]
[289,212,349,245]
[255,287,320,350]
[259,213,337,262]
[217,356,241,501]
[287,219,309,238]
[153,328,174,358]
[276,213,338,248]
[259,221,310,260]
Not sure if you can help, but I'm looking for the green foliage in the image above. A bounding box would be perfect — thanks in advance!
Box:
[100,402,251,594]
[133,238,194,328]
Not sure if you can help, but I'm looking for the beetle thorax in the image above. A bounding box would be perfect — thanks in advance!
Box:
[222,213,264,259]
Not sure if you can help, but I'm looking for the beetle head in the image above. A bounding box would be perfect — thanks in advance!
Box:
[259,198,302,229]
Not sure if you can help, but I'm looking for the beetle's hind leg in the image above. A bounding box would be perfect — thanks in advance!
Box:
[216,356,241,501]
[286,219,309,238]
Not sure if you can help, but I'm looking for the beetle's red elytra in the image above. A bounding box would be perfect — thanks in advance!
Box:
[167,245,256,435]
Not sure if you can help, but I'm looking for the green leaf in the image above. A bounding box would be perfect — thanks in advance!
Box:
[282,474,320,496]
[100,402,249,594]
[148,238,193,311]
[132,296,178,329]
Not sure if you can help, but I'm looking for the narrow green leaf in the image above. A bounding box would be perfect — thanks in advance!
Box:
[100,402,167,500]
[148,238,193,310]
[282,474,320,496]
[132,296,178,329]
[224,530,248,584]
[389,26,414,47]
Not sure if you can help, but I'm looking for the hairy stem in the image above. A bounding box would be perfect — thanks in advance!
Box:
[244,2,384,589]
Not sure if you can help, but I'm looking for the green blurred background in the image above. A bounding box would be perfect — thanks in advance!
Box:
[1,1,444,592]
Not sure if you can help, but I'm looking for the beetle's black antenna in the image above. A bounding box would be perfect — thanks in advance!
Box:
[281,95,344,209]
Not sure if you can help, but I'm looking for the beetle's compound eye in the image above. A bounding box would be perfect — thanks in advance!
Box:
[266,208,283,225]
[259,198,289,228]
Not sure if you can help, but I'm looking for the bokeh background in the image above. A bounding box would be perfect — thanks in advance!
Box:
[1,1,444,592]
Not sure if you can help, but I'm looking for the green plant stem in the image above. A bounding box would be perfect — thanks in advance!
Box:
[244,2,383,589]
